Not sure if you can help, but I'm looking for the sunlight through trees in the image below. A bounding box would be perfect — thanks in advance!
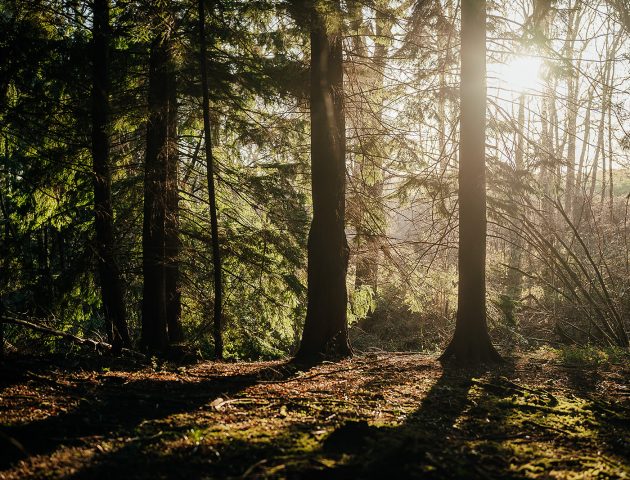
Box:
[1,0,629,358]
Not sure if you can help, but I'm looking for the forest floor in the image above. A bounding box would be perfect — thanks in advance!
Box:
[0,348,629,479]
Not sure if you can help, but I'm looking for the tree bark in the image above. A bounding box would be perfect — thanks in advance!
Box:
[440,0,501,364]
[91,0,130,352]
[295,3,351,363]
[142,18,176,352]
[198,0,223,360]
[165,62,183,344]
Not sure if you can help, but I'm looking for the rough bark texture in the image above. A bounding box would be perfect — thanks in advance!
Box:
[91,0,130,352]
[142,23,176,352]
[198,0,224,360]
[165,66,182,344]
[440,0,501,364]
[295,4,351,363]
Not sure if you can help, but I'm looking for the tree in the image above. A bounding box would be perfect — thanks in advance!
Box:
[440,0,501,364]
[141,7,179,352]
[198,0,223,360]
[91,0,130,352]
[295,2,351,363]
[505,92,526,303]
[165,35,183,345]
[349,2,393,296]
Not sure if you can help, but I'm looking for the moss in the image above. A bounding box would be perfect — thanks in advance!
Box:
[2,354,627,479]
[456,376,629,480]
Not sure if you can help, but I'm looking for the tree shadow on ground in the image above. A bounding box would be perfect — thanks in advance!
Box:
[2,355,628,479]
[301,362,517,479]
[0,359,299,471]
[0,353,149,389]
[562,363,602,396]
[305,357,628,480]
[58,358,447,480]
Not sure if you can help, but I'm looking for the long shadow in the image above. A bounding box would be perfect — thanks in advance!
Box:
[297,364,482,479]
[64,414,320,479]
[327,357,627,480]
[0,359,298,470]
[5,355,625,479]
[0,353,149,389]
[60,358,446,480]
[560,362,630,461]
[304,360,518,479]
[562,362,602,396]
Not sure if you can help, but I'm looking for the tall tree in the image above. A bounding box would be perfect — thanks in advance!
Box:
[165,49,183,344]
[351,3,393,295]
[562,1,581,218]
[295,2,351,362]
[141,8,178,352]
[91,0,130,352]
[198,0,223,360]
[506,92,526,302]
[440,0,501,363]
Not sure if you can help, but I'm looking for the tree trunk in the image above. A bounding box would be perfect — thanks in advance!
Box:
[607,56,616,220]
[595,30,621,208]
[590,68,609,203]
[506,93,526,300]
[351,6,391,295]
[563,2,580,218]
[142,21,175,352]
[572,87,593,224]
[440,0,501,364]
[91,0,130,352]
[295,3,351,363]
[165,65,183,344]
[198,0,223,360]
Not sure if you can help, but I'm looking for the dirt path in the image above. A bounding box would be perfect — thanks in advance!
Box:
[1,351,628,479]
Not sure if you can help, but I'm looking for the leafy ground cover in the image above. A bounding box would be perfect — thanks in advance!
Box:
[1,349,628,479]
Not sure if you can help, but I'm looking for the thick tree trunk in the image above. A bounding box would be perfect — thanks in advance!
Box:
[295,3,351,363]
[440,0,501,364]
[198,0,223,360]
[142,26,174,352]
[0,206,4,356]
[91,0,130,352]
[165,67,183,344]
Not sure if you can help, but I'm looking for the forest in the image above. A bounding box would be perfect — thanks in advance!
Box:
[0,0,629,478]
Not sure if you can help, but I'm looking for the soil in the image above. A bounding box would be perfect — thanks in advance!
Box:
[0,349,628,479]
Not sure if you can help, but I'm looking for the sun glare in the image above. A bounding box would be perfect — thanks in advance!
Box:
[491,55,544,93]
